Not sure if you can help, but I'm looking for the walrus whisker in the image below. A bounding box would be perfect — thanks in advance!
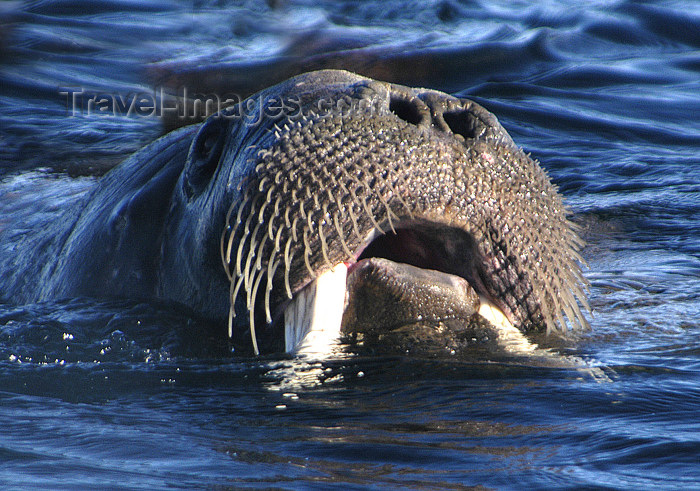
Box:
[554,304,567,336]
[234,185,252,225]
[284,206,291,230]
[310,183,320,208]
[244,266,254,310]
[298,200,310,233]
[225,220,241,275]
[302,231,316,278]
[361,195,384,232]
[290,185,298,205]
[234,226,247,278]
[254,232,267,272]
[573,296,589,330]
[343,173,384,234]
[336,182,363,242]
[264,258,280,324]
[246,221,262,272]
[317,212,332,269]
[257,195,269,224]
[555,264,587,330]
[290,215,299,243]
[345,203,363,244]
[250,196,272,272]
[257,175,270,193]
[255,148,270,162]
[568,243,586,266]
[267,194,280,241]
[228,271,244,338]
[235,196,260,277]
[374,168,403,229]
[562,293,578,332]
[323,181,345,229]
[223,187,252,275]
[273,226,284,256]
[248,268,265,355]
[283,238,294,299]
[332,211,353,258]
[221,203,237,278]
[228,304,235,338]
[377,193,398,234]
[388,173,416,220]
[243,236,258,295]
[304,204,316,236]
[231,270,245,311]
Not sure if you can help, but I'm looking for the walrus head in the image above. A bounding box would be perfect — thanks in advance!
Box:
[159,70,588,355]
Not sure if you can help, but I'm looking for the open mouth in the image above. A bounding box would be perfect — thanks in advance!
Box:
[282,222,535,356]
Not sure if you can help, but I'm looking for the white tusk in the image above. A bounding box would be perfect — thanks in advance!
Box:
[478,296,537,354]
[284,263,347,356]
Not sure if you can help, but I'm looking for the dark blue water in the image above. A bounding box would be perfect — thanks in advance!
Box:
[1,1,699,488]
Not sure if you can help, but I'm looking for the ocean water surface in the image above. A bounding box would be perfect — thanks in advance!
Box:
[0,0,698,488]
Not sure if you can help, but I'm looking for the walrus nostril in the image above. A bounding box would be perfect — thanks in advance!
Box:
[442,110,480,141]
[389,95,425,126]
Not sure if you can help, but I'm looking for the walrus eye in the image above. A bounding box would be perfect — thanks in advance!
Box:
[184,116,229,199]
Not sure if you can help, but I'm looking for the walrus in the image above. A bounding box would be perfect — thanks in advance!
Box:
[0,70,588,356]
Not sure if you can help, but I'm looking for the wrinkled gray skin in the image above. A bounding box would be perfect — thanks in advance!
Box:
[0,70,588,354]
